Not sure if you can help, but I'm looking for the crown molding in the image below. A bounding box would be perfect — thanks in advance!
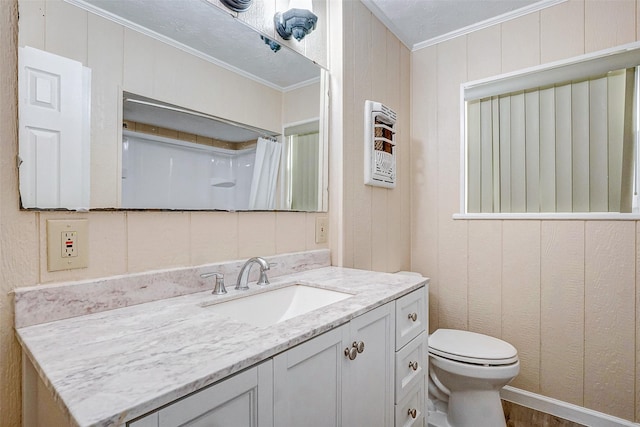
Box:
[412,0,567,51]
[360,0,413,50]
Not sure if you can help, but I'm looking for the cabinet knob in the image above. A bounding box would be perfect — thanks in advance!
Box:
[408,360,419,371]
[408,312,418,322]
[354,341,365,354]
[408,408,417,419]
[344,346,358,360]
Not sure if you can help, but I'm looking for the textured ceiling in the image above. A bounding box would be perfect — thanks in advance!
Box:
[362,0,547,49]
[72,0,553,84]
[72,0,321,90]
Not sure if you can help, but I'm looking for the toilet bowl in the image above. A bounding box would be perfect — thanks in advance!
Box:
[427,329,519,427]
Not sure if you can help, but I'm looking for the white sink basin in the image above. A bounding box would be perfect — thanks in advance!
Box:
[202,284,353,327]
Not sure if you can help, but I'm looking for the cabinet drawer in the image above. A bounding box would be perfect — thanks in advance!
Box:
[395,287,426,350]
[394,381,425,427]
[395,331,426,403]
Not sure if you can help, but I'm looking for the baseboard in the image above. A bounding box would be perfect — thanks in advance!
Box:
[500,386,639,427]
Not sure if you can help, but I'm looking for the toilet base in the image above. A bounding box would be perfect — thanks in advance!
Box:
[428,392,506,427]
[427,403,450,427]
[447,389,506,427]
[428,352,518,427]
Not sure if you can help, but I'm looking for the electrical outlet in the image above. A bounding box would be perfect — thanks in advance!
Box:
[315,217,328,244]
[62,231,78,257]
[47,219,89,271]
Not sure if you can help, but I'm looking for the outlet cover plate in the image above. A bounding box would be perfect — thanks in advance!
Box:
[315,216,328,244]
[47,219,89,271]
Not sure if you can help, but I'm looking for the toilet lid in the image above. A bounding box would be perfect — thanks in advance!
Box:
[429,329,518,365]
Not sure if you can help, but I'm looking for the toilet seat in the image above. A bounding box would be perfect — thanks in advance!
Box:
[429,329,518,366]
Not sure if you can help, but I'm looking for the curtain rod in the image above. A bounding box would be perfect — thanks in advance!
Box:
[123,98,279,138]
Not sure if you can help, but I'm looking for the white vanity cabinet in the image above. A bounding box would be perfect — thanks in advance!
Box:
[273,302,395,427]
[128,361,273,427]
[394,287,428,427]
[129,285,427,427]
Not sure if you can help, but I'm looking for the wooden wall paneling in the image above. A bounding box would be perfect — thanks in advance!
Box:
[370,16,389,272]
[540,0,584,63]
[540,221,585,406]
[385,31,404,273]
[467,25,501,82]
[501,12,540,73]
[410,45,440,332]
[502,220,541,393]
[584,221,635,420]
[45,0,88,64]
[17,0,45,49]
[87,14,123,208]
[275,212,307,255]
[585,0,635,53]
[351,3,373,270]
[127,212,191,272]
[467,220,502,338]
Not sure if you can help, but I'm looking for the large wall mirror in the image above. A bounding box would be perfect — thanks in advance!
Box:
[17,0,328,212]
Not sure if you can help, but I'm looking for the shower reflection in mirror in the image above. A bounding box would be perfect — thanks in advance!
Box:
[120,94,323,212]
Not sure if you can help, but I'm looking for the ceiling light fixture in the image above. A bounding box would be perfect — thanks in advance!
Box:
[220,0,253,13]
[261,35,282,53]
[274,0,317,42]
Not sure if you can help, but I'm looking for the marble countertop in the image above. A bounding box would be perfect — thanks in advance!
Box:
[16,266,427,427]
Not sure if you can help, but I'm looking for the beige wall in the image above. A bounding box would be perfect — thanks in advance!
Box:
[1,0,329,424]
[337,0,412,272]
[283,81,322,126]
[411,0,640,422]
[1,3,24,426]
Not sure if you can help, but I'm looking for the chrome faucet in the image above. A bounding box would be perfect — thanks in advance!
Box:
[236,257,270,290]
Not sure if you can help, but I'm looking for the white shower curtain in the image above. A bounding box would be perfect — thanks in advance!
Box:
[248,137,282,210]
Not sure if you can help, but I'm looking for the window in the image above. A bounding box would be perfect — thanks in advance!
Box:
[461,42,640,216]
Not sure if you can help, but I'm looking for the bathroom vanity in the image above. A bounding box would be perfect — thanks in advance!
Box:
[14,252,428,427]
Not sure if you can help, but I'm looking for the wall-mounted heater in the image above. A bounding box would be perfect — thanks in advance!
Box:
[364,100,397,188]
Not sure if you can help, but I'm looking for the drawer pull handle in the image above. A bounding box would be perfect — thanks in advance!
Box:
[408,312,418,322]
[409,360,419,371]
[408,408,417,419]
[344,346,358,360]
[354,340,365,354]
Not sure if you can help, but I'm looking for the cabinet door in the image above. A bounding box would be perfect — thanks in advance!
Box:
[128,413,158,427]
[273,325,347,427]
[343,302,395,427]
[158,360,273,427]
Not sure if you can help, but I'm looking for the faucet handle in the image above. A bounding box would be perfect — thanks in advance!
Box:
[256,269,270,286]
[201,272,227,295]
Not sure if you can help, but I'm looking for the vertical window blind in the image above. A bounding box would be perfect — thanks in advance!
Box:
[466,68,637,214]
[285,132,320,211]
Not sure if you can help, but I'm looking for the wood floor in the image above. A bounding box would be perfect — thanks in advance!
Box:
[502,400,587,427]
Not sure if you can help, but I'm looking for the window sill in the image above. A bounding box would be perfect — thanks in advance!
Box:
[453,212,640,220]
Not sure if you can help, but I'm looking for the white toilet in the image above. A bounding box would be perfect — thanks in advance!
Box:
[427,329,520,427]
